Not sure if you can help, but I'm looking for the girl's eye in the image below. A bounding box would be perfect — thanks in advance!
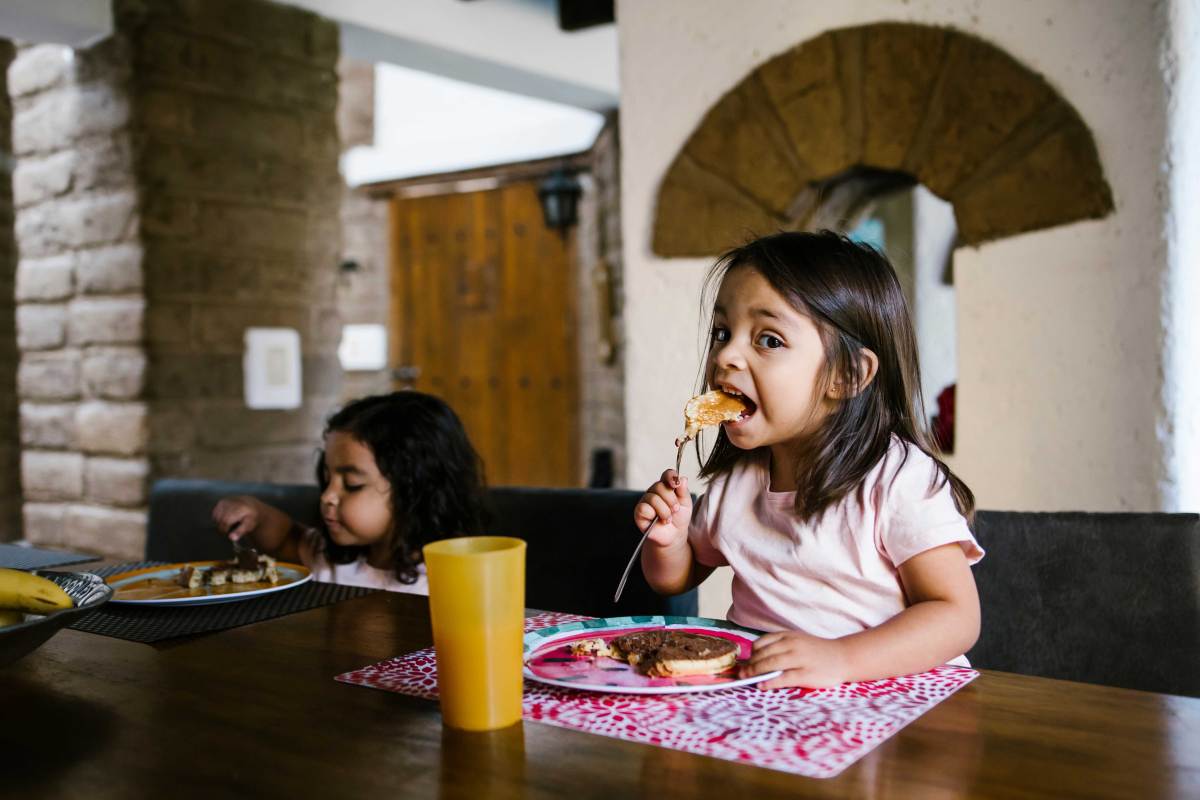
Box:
[756,333,785,349]
[711,326,730,343]
[344,483,364,492]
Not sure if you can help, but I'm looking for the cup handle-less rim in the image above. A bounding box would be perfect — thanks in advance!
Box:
[423,536,526,560]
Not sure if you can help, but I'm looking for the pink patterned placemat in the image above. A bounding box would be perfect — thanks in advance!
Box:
[336,612,977,779]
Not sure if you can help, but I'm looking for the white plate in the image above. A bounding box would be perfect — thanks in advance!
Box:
[105,561,312,606]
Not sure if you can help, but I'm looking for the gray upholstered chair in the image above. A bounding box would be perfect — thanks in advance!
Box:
[968,510,1200,697]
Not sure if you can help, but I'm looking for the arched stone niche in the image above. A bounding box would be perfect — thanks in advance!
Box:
[653,23,1113,255]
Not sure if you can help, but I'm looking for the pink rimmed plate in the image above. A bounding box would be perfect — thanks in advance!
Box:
[522,615,782,695]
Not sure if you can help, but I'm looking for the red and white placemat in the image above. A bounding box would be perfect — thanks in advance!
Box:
[336,612,977,779]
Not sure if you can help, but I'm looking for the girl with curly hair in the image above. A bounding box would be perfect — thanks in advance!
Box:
[212,391,487,592]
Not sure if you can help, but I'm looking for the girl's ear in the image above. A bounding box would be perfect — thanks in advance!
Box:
[828,348,880,399]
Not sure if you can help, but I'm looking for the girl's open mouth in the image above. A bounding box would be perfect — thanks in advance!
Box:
[724,395,757,426]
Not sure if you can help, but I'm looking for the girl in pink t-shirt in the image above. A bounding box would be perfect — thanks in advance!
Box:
[212,391,487,594]
[636,231,983,689]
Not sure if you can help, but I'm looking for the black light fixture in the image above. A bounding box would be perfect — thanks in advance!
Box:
[538,168,582,239]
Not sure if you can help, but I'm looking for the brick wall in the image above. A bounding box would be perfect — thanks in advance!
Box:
[0,40,19,541]
[121,0,344,490]
[8,0,344,558]
[576,114,626,486]
[336,57,391,402]
[9,37,146,556]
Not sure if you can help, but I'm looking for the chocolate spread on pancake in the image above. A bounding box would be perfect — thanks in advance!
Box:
[611,631,736,672]
[235,549,260,570]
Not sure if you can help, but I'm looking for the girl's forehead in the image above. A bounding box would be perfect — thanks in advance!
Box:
[715,266,805,317]
[324,431,374,463]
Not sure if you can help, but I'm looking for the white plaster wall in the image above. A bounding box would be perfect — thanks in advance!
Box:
[912,187,958,424]
[617,1,1177,615]
[1164,0,1200,512]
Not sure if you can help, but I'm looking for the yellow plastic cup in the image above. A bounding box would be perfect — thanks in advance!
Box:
[423,536,527,731]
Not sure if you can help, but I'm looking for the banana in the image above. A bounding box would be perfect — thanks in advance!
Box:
[0,609,24,627]
[0,568,73,613]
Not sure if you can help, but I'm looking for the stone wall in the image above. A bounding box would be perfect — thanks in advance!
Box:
[9,38,147,556]
[576,114,626,485]
[122,0,344,490]
[336,57,391,403]
[652,23,1112,256]
[0,41,19,542]
[335,188,389,403]
[8,0,344,558]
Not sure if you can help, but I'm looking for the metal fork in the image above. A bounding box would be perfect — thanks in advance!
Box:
[613,438,689,603]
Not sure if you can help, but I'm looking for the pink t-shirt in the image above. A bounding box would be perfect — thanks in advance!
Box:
[689,438,983,657]
[299,530,429,595]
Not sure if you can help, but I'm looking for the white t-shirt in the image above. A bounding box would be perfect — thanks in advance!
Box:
[299,530,428,595]
[689,438,983,663]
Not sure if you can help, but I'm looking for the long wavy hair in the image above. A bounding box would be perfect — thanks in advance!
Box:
[698,230,974,522]
[315,391,487,583]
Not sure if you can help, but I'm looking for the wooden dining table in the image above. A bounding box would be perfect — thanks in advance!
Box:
[4,589,1198,798]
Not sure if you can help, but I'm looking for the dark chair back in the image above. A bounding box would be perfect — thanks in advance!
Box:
[148,479,320,562]
[969,510,1200,697]
[147,479,697,618]
[485,486,697,618]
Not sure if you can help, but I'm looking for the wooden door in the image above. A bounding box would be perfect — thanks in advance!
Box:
[389,182,580,487]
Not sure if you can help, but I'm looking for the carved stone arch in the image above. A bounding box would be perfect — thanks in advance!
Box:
[652,23,1114,256]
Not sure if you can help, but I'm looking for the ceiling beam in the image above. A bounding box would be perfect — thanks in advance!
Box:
[285,0,618,111]
[342,22,616,112]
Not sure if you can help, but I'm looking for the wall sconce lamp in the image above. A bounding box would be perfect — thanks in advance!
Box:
[537,169,582,239]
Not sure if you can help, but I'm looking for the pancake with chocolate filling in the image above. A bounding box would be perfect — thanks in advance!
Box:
[178,551,280,589]
[611,630,738,677]
[569,637,618,659]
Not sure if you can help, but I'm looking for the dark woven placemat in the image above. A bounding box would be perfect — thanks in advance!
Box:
[69,562,376,643]
[0,543,98,570]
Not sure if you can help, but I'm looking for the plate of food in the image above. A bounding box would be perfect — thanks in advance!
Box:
[105,551,311,606]
[523,615,782,695]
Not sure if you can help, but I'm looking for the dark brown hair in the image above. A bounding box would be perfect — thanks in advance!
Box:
[698,230,975,522]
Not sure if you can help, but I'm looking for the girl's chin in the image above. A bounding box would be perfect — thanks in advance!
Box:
[722,420,759,447]
[328,527,358,546]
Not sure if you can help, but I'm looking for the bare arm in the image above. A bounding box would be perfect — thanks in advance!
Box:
[745,543,980,688]
[211,496,306,564]
[640,536,714,596]
[839,543,980,680]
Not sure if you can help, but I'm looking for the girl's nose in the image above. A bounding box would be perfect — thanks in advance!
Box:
[714,339,747,370]
[320,486,338,508]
